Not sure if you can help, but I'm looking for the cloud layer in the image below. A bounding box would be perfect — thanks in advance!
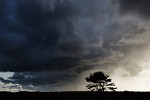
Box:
[0,0,150,91]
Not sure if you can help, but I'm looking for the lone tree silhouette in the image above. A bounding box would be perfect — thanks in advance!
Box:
[85,71,117,92]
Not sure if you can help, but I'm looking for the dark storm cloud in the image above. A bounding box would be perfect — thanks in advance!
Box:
[0,77,10,84]
[0,0,121,88]
[1,0,148,90]
[8,71,76,86]
[0,0,119,72]
[119,0,150,18]
[0,0,81,72]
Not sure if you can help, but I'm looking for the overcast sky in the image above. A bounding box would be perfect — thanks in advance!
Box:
[0,0,150,92]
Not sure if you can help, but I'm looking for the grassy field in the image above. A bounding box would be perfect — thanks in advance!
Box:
[0,91,149,100]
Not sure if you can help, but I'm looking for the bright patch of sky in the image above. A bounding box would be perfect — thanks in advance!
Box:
[112,62,150,91]
[0,72,14,80]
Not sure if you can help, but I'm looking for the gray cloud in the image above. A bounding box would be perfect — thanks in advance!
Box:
[9,71,75,86]
[0,0,121,90]
[1,0,150,91]
[0,0,118,72]
[119,0,150,18]
[0,0,120,72]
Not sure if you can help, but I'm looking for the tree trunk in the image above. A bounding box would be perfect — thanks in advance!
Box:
[102,83,105,92]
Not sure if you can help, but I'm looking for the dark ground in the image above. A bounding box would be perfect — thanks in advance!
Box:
[0,91,149,100]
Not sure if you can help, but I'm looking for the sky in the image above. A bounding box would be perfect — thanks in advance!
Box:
[0,0,150,92]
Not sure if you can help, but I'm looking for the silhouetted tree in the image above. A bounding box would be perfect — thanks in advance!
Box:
[85,71,117,92]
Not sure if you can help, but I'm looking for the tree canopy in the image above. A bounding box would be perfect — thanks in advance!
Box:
[85,71,117,92]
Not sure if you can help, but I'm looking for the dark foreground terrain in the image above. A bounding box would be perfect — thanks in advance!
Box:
[0,91,149,100]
